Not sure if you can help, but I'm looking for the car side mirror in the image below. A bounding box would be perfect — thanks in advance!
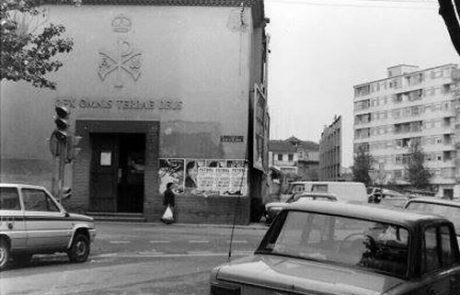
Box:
[64,212,70,218]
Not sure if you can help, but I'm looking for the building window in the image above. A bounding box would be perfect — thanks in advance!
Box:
[288,154,294,162]
[277,154,283,161]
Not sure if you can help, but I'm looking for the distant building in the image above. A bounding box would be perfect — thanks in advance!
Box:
[268,136,319,181]
[353,64,459,198]
[319,115,342,181]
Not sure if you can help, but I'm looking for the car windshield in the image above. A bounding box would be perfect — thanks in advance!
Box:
[259,211,409,278]
[406,201,460,235]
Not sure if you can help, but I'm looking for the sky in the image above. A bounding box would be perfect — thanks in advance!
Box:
[264,0,460,167]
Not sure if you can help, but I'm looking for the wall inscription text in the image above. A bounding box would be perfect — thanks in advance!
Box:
[56,98,183,111]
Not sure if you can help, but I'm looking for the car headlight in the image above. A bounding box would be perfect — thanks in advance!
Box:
[210,282,241,295]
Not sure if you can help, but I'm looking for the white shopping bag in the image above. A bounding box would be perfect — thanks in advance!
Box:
[161,206,174,224]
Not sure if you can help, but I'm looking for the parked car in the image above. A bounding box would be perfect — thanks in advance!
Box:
[0,183,96,270]
[282,181,368,204]
[210,201,460,294]
[264,192,337,224]
[405,197,460,246]
[368,187,406,203]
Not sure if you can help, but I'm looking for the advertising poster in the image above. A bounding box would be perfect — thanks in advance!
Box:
[216,168,231,194]
[229,167,248,195]
[197,167,217,193]
[158,159,184,193]
[205,159,226,168]
[226,160,245,168]
[159,159,248,196]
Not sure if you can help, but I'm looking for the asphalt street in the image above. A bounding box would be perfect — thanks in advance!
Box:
[0,221,268,295]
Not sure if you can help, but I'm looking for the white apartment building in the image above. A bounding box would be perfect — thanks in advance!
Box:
[353,64,459,199]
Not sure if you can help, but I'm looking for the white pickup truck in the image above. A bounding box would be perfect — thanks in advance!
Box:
[0,183,96,270]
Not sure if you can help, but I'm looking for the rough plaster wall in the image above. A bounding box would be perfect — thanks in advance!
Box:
[160,121,224,158]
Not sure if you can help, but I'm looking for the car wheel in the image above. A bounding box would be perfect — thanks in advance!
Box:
[68,234,90,263]
[0,239,10,271]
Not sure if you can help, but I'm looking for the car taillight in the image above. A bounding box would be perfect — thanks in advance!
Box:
[210,282,241,295]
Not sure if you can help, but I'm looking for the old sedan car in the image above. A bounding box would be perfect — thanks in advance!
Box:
[405,197,460,247]
[0,183,96,270]
[264,192,337,224]
[210,201,460,294]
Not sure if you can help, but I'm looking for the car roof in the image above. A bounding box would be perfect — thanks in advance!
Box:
[290,181,363,186]
[406,197,460,208]
[296,192,337,197]
[285,201,447,227]
[0,183,46,190]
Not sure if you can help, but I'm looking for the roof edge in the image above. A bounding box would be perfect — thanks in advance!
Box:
[43,0,265,26]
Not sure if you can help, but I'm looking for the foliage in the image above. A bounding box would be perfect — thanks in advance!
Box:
[0,0,73,89]
[438,0,460,56]
[352,146,373,186]
[405,142,432,189]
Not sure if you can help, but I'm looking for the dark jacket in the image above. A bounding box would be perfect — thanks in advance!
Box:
[163,189,175,207]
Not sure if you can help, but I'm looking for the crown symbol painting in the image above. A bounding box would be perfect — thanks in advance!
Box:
[112,14,132,33]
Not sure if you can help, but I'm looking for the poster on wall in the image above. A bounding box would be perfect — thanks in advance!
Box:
[158,159,185,194]
[205,159,226,168]
[253,84,269,172]
[158,159,248,196]
[226,160,245,168]
[197,167,216,192]
[228,166,248,195]
[184,159,206,193]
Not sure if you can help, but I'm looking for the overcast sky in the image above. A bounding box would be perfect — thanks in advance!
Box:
[264,0,459,166]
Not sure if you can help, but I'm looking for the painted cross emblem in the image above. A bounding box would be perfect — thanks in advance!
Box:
[98,39,142,88]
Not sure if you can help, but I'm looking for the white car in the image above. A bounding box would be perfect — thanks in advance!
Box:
[0,183,96,270]
[265,192,337,223]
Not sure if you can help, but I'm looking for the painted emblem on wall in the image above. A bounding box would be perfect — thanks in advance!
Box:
[98,15,142,88]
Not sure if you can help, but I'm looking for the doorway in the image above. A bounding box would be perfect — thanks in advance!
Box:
[89,133,145,213]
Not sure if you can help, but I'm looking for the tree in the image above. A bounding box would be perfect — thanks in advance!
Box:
[405,142,432,190]
[0,0,73,89]
[352,146,373,186]
[438,0,460,56]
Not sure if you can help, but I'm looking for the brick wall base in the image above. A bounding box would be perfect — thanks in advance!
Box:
[151,194,250,225]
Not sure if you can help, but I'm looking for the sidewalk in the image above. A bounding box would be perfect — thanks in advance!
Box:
[94,220,269,230]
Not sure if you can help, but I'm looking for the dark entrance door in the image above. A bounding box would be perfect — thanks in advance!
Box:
[117,134,145,213]
[89,133,145,213]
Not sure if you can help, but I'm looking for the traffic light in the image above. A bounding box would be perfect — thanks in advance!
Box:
[66,134,82,163]
[54,106,70,141]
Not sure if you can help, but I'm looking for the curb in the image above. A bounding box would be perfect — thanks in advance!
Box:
[95,220,269,230]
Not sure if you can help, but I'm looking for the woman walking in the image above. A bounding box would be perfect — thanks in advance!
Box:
[161,182,175,224]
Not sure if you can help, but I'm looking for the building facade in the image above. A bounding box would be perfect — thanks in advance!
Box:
[353,64,458,198]
[0,0,269,224]
[268,137,319,181]
[319,115,342,181]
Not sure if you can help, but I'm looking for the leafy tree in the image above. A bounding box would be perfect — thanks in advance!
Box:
[352,146,373,186]
[405,142,432,189]
[1,0,73,89]
[438,0,460,56]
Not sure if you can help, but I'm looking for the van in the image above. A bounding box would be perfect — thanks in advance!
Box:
[282,181,368,204]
